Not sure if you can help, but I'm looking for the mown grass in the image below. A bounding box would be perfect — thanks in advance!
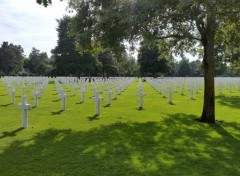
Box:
[0,78,240,176]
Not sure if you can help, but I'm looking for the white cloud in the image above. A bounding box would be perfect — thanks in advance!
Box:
[0,0,71,57]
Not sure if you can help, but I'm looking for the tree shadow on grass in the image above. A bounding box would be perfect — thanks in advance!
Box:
[0,103,12,107]
[137,107,145,111]
[0,113,240,175]
[104,104,110,108]
[0,128,24,139]
[216,95,240,109]
[51,110,64,115]
[87,114,100,121]
[52,99,60,102]
[0,94,8,96]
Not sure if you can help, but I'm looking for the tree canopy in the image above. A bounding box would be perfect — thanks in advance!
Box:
[23,48,50,76]
[51,16,138,77]
[0,42,24,75]
[138,41,169,77]
[36,0,53,7]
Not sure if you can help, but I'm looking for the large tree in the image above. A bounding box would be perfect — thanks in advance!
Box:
[65,0,240,123]
[52,16,101,76]
[0,41,24,75]
[24,47,50,75]
[178,59,190,77]
[138,41,169,77]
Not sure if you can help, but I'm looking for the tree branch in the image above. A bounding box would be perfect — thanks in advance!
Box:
[155,34,201,41]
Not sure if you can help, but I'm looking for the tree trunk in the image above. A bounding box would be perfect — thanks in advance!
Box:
[200,16,216,123]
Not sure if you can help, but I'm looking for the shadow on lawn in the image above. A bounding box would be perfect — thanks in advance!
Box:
[104,104,110,108]
[51,110,64,115]
[216,95,240,109]
[87,114,100,121]
[52,99,61,102]
[0,113,240,175]
[0,128,24,139]
[0,103,12,107]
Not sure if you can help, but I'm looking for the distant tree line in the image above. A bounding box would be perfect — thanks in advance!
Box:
[0,38,238,77]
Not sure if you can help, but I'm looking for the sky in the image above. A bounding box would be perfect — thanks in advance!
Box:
[0,0,197,61]
[0,0,70,57]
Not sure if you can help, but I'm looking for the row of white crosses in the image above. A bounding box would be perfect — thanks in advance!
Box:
[145,77,204,104]
[146,77,240,103]
[3,76,21,104]
[54,78,67,110]
[2,76,49,128]
[56,77,99,113]
[215,77,240,94]
[137,79,146,109]
[3,76,49,105]
[90,77,135,114]
[55,77,89,103]
[19,77,49,128]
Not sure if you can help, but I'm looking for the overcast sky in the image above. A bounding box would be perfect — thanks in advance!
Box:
[0,0,70,57]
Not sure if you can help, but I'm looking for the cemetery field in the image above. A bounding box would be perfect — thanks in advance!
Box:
[0,78,240,176]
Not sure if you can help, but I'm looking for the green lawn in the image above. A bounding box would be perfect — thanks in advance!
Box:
[0,78,240,176]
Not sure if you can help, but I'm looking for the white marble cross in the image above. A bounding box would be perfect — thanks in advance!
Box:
[9,88,16,104]
[18,95,32,128]
[114,87,118,99]
[195,84,200,93]
[92,85,96,97]
[137,89,146,109]
[162,87,167,98]
[166,87,176,104]
[92,92,103,115]
[33,88,39,107]
[180,84,184,95]
[73,85,77,95]
[188,86,194,99]
[218,83,223,94]
[81,86,86,102]
[22,85,26,95]
[106,89,112,105]
[60,90,67,110]
[229,84,233,93]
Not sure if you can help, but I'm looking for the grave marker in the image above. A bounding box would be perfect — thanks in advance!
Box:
[81,86,86,102]
[92,92,103,115]
[60,90,67,110]
[18,95,32,128]
[166,87,176,104]
[106,89,112,105]
[188,86,194,99]
[180,84,184,95]
[33,88,39,107]
[137,88,146,109]
[9,88,16,104]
